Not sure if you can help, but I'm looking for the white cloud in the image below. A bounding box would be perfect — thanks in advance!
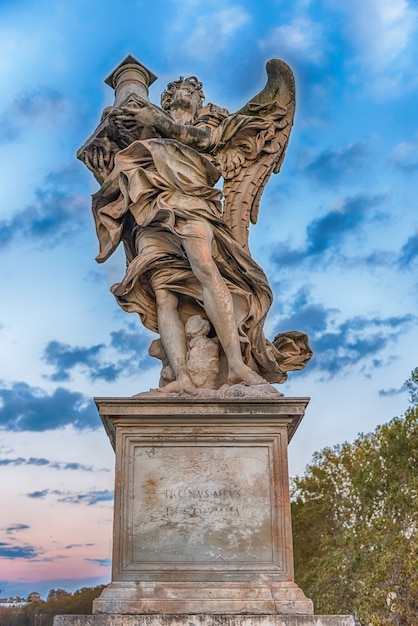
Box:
[184,6,250,57]
[329,0,418,95]
[352,0,415,65]
[166,3,250,62]
[391,138,418,170]
[260,17,324,64]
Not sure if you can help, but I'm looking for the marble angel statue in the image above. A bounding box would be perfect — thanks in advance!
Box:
[80,57,312,394]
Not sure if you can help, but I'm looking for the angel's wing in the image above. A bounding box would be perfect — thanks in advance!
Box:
[219,59,295,251]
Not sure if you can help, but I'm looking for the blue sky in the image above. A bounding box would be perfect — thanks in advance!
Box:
[1,0,418,599]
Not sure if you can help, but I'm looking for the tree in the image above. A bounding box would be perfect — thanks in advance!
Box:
[292,368,418,625]
[405,366,418,406]
[14,586,105,626]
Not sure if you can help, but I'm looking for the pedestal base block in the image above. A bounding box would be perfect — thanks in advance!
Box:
[55,614,357,626]
[92,581,313,615]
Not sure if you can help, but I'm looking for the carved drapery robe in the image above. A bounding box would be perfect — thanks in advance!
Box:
[91,110,311,384]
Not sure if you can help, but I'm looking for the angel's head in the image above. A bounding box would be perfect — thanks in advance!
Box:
[161,76,204,124]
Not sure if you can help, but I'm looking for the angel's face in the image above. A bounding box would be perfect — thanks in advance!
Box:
[170,83,201,118]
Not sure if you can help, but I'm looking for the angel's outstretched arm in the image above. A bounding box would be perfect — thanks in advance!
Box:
[109,100,212,152]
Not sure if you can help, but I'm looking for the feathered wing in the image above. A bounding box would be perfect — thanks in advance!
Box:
[219,59,296,251]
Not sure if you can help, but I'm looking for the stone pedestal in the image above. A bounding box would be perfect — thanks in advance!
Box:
[54,396,357,626]
[93,396,312,615]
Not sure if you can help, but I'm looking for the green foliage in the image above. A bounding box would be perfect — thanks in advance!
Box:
[292,371,418,625]
[405,366,418,406]
[5,586,105,626]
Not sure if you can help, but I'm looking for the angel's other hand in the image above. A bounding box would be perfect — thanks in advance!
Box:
[82,143,111,184]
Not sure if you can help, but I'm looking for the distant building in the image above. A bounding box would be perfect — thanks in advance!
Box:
[28,592,41,602]
[0,601,26,608]
[0,591,41,609]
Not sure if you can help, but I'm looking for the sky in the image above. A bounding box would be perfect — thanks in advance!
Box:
[1,0,418,601]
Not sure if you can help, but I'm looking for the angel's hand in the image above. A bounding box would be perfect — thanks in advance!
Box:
[82,137,113,184]
[110,101,156,130]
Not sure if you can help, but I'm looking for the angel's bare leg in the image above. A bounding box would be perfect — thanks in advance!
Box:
[181,220,266,385]
[153,287,197,394]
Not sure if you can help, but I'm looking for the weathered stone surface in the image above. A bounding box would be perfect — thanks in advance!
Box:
[135,382,283,399]
[93,397,312,615]
[55,614,357,626]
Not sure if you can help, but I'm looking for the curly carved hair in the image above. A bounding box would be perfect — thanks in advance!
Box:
[161,76,205,112]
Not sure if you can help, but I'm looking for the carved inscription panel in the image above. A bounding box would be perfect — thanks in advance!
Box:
[129,444,274,564]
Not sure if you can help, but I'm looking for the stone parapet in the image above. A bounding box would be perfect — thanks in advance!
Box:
[55,614,357,626]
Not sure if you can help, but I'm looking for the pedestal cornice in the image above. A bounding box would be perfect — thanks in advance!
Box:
[95,396,310,451]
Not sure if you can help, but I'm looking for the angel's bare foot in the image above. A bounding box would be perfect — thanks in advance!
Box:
[228,363,267,386]
[158,374,198,395]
